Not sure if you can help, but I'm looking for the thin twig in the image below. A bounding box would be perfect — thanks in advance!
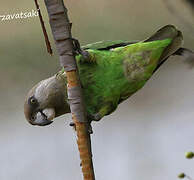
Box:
[34,0,53,55]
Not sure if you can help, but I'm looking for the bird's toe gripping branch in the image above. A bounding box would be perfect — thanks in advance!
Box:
[87,113,102,122]
[70,38,90,59]
[69,120,93,134]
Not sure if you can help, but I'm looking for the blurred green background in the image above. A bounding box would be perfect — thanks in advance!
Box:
[0,0,194,180]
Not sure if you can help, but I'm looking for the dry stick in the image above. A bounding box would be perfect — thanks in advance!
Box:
[44,0,95,179]
[34,0,53,55]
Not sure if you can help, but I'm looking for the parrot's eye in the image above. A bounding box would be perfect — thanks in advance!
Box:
[30,98,36,104]
[28,96,38,106]
[31,115,36,121]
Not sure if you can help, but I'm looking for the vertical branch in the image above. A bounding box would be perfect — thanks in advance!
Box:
[34,0,53,55]
[43,0,95,179]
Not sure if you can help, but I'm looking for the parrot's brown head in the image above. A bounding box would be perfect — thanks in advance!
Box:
[24,74,70,126]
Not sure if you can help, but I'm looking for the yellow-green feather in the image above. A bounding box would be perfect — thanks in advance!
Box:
[76,39,172,116]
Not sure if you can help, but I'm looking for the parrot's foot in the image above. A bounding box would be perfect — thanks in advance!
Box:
[69,122,76,131]
[87,113,102,122]
[69,121,93,134]
[72,38,90,59]
[88,124,93,134]
[80,50,90,60]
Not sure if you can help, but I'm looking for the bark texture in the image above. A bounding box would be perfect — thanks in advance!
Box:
[44,0,95,179]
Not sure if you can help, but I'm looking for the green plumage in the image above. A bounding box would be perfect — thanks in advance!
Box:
[58,25,183,120]
[74,39,172,118]
[24,25,184,126]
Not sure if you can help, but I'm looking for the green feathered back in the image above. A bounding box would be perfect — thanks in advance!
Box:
[60,25,183,120]
[76,39,172,116]
[82,40,137,50]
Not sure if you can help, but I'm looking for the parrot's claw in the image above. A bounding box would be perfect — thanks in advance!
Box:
[90,113,102,121]
[88,124,93,134]
[69,122,76,131]
[69,121,93,134]
[87,113,101,122]
[81,50,90,60]
[72,38,89,59]
[69,122,75,126]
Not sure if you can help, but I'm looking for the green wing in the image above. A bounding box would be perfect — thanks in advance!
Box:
[77,25,183,121]
[82,40,137,50]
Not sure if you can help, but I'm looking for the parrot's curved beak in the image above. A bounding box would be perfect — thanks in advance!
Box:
[24,74,69,126]
[28,108,55,126]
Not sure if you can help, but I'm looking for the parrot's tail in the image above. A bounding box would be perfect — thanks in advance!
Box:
[145,24,183,63]
[146,24,194,71]
[145,24,194,72]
